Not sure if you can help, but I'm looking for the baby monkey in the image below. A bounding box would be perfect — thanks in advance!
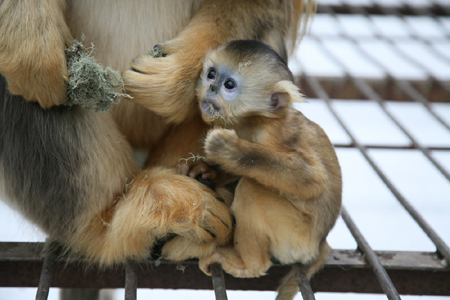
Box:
[194,40,342,281]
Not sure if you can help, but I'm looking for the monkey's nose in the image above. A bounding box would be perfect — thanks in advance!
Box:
[210,85,217,93]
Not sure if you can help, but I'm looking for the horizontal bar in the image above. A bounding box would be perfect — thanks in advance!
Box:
[2,243,445,272]
[316,4,450,16]
[332,144,450,151]
[0,242,448,295]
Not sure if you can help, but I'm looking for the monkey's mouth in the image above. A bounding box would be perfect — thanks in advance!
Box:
[201,101,221,117]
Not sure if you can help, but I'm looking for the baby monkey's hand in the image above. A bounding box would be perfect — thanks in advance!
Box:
[204,128,240,168]
[177,161,218,181]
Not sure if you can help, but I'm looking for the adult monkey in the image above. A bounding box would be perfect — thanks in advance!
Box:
[0,0,314,268]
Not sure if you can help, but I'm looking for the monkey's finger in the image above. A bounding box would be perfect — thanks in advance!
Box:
[189,164,217,180]
[177,163,190,176]
[188,164,207,178]
[201,208,233,245]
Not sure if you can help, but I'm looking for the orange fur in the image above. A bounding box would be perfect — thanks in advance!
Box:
[192,41,341,285]
[73,166,232,265]
[275,242,331,300]
[122,0,313,125]
[0,0,315,270]
[0,0,71,108]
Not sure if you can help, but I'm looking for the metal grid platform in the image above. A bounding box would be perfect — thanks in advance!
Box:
[0,0,449,299]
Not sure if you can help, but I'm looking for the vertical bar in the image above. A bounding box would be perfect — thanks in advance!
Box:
[125,262,138,300]
[35,248,56,300]
[299,72,402,299]
[210,263,228,300]
[341,207,401,300]
[292,264,316,300]
[304,73,450,264]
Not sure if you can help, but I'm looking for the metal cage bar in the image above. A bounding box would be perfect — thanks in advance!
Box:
[302,70,450,264]
[293,264,316,300]
[341,208,401,300]
[35,247,56,300]
[125,263,138,300]
[211,263,229,300]
[1,2,450,299]
[0,242,448,295]
[298,7,450,263]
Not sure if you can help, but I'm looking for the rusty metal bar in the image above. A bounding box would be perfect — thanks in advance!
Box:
[353,75,450,178]
[303,72,450,265]
[396,80,450,131]
[211,263,228,300]
[311,12,450,182]
[317,5,450,109]
[376,1,450,39]
[35,246,56,300]
[292,264,316,300]
[353,76,450,181]
[0,243,448,294]
[305,9,450,261]
[334,144,450,151]
[341,207,401,300]
[316,4,450,16]
[341,4,450,99]
[125,262,138,300]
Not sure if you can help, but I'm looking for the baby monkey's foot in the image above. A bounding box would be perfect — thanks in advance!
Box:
[199,252,226,275]
[199,249,270,278]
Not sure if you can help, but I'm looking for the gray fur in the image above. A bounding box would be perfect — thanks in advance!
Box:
[0,75,88,240]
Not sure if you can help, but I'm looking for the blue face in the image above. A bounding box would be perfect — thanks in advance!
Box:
[204,66,241,102]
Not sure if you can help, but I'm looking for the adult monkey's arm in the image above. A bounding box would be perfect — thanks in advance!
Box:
[0,0,72,108]
[122,0,315,124]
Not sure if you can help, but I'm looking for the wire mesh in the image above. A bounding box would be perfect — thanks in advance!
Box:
[1,1,450,299]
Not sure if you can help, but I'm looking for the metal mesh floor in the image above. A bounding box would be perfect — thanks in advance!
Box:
[0,0,449,299]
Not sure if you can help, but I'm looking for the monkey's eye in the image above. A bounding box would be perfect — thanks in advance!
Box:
[207,68,216,80]
[224,79,236,90]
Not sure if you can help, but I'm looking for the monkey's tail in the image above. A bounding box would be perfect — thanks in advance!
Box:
[275,240,331,300]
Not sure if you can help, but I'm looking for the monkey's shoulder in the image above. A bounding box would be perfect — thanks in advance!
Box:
[270,109,330,150]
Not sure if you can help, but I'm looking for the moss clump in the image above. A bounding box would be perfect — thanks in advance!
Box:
[147,44,164,58]
[64,39,131,112]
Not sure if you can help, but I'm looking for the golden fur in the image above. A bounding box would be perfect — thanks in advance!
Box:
[189,42,342,285]
[121,0,314,124]
[0,0,316,271]
[0,0,71,108]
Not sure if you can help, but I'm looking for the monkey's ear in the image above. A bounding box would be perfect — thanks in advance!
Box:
[270,80,305,113]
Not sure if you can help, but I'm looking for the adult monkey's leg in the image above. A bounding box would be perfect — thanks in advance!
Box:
[0,76,232,265]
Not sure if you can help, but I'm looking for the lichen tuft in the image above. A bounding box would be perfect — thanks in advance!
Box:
[64,39,131,112]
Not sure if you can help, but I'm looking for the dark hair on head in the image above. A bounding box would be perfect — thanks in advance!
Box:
[223,40,293,81]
